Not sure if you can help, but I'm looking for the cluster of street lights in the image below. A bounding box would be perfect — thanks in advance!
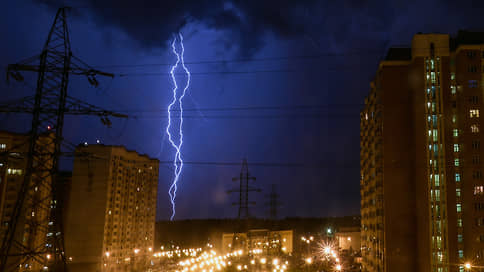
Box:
[174,248,290,272]
[300,235,343,272]
[318,244,342,271]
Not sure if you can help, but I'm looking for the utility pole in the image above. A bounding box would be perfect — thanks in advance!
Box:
[0,7,127,271]
[265,184,282,220]
[227,158,261,220]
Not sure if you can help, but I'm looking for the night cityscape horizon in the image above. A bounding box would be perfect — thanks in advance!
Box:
[1,1,484,271]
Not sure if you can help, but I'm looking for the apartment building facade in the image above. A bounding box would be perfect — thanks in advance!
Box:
[361,31,484,272]
[65,144,159,272]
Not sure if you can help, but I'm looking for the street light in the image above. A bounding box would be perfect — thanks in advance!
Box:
[336,264,342,271]
[465,262,472,270]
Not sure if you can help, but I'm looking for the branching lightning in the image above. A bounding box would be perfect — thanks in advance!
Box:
[166,33,191,220]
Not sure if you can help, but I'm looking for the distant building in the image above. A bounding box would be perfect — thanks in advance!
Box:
[361,31,484,272]
[0,131,53,271]
[65,144,159,272]
[222,229,293,255]
[335,227,360,253]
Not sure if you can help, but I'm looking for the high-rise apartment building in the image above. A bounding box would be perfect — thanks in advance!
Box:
[0,131,54,271]
[361,31,484,272]
[65,144,159,272]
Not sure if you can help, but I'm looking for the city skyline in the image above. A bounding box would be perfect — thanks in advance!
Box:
[1,0,484,222]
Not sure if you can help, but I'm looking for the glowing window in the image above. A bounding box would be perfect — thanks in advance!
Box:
[434,189,440,201]
[453,129,459,137]
[471,124,480,133]
[7,168,22,175]
[475,186,484,195]
[456,188,461,197]
[456,173,461,182]
[470,109,480,118]
[454,144,460,152]
[0,143,5,149]
[454,158,460,167]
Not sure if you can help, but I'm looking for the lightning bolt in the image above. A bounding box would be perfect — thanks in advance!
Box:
[166,33,191,220]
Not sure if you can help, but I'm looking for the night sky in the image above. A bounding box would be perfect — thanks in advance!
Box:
[1,0,484,220]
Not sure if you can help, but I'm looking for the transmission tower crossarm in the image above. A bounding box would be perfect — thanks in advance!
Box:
[0,95,128,119]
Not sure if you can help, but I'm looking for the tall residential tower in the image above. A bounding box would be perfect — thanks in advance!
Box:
[65,144,159,272]
[361,31,484,272]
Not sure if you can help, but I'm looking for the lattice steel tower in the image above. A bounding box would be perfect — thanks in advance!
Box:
[0,7,125,271]
[228,158,260,219]
[265,184,282,220]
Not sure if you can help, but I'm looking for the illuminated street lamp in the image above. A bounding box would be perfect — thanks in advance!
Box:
[305,257,312,264]
[464,262,472,270]
[336,264,342,271]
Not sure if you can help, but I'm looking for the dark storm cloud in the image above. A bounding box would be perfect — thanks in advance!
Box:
[25,0,484,55]
[34,0,315,55]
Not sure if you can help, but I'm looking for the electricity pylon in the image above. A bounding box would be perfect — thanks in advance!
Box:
[0,7,127,271]
[227,158,261,220]
[265,184,282,220]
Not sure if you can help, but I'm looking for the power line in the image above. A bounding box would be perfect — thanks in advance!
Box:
[117,68,357,77]
[111,104,365,113]
[157,160,476,170]
[93,52,383,69]
[129,114,359,120]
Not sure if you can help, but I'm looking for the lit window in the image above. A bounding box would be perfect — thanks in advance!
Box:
[475,186,484,195]
[7,168,23,175]
[456,188,461,197]
[457,203,462,213]
[471,124,480,133]
[453,129,459,137]
[459,249,464,259]
[451,85,456,94]
[470,109,480,118]
[0,143,5,149]
[458,218,463,227]
[435,189,440,201]
[433,129,438,142]
[469,80,478,88]
[456,173,461,182]
[458,234,463,243]
[454,144,460,152]
[451,72,456,80]
[453,115,457,123]
[454,158,460,167]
